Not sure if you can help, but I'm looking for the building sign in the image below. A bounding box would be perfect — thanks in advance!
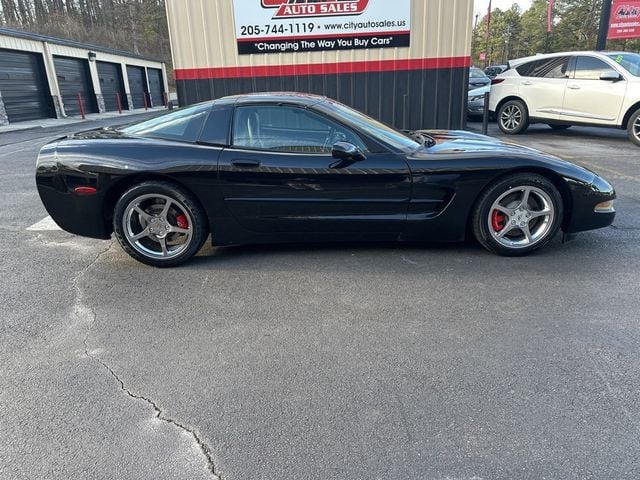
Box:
[608,0,640,39]
[232,0,411,54]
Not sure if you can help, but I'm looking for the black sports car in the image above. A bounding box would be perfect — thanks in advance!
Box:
[36,93,616,267]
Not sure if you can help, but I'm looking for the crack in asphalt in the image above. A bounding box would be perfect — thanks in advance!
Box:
[610,225,640,232]
[84,347,221,480]
[74,242,221,480]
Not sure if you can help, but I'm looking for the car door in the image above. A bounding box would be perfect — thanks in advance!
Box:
[561,55,627,125]
[218,104,411,234]
[516,56,570,120]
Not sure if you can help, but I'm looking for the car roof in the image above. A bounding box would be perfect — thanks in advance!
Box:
[508,51,621,67]
[215,92,327,106]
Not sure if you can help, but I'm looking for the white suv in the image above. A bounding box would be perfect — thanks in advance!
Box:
[489,51,640,146]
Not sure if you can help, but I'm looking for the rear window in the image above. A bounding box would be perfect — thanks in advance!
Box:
[199,106,233,145]
[120,104,211,142]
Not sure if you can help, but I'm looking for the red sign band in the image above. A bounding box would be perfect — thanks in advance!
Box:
[608,0,640,39]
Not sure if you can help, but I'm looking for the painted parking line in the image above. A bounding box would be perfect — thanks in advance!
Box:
[27,216,62,231]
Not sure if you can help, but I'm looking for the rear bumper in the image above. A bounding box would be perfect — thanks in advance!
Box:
[35,145,111,239]
[36,183,111,239]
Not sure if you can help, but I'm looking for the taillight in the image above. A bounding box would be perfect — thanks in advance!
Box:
[491,78,506,85]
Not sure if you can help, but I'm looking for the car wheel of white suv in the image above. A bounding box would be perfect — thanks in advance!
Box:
[627,108,640,147]
[498,99,529,135]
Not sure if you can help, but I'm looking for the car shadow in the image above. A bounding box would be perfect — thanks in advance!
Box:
[467,120,630,144]
[184,235,581,272]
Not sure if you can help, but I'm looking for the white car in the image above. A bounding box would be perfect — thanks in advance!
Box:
[489,51,640,146]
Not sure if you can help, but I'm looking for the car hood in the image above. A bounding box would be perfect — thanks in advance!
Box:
[416,130,545,155]
[406,129,600,184]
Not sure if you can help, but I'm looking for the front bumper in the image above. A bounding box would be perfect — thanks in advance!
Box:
[467,102,485,116]
[564,175,616,234]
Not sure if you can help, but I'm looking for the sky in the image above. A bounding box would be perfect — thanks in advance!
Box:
[474,0,533,16]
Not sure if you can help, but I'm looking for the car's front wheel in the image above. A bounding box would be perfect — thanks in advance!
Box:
[113,181,209,267]
[627,108,640,147]
[497,99,529,134]
[472,173,563,256]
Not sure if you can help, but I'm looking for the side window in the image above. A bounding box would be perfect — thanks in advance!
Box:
[537,56,569,78]
[232,105,367,153]
[516,61,537,77]
[120,104,210,142]
[199,106,232,145]
[574,56,613,80]
[516,57,569,78]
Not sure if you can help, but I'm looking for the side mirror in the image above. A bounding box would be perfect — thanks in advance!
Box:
[331,141,365,163]
[600,70,623,82]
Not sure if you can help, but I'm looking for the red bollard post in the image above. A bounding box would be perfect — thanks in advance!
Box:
[143,93,148,111]
[77,92,86,119]
[116,93,123,114]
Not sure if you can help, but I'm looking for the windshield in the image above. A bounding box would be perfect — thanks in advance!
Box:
[470,68,487,78]
[608,53,640,77]
[316,100,420,152]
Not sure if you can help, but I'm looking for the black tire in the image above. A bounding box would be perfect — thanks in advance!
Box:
[497,99,530,135]
[113,181,209,267]
[471,173,563,256]
[627,108,640,147]
[548,124,571,131]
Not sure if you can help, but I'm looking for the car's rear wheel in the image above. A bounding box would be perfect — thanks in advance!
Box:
[472,173,563,256]
[113,181,209,267]
[627,108,640,147]
[497,99,529,134]
[548,124,571,131]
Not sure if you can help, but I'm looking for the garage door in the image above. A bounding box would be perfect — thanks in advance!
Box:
[126,65,148,109]
[97,61,127,111]
[147,68,164,107]
[0,48,54,122]
[54,56,97,117]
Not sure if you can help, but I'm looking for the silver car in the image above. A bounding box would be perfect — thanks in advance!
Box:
[467,84,491,118]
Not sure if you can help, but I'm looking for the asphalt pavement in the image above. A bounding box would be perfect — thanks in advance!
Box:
[1,118,639,480]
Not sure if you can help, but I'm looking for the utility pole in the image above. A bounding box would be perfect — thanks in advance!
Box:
[596,0,613,51]
[545,0,554,53]
[485,0,492,68]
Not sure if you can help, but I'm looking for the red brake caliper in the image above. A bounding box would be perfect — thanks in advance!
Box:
[491,210,506,232]
[175,214,189,229]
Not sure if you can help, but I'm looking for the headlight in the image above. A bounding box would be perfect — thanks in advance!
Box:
[591,175,614,194]
[469,95,485,102]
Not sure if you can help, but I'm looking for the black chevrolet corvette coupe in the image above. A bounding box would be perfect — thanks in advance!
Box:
[36,93,616,267]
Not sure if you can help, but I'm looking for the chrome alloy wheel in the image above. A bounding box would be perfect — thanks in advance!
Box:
[488,186,555,249]
[123,193,193,259]
[500,105,522,131]
[634,116,640,143]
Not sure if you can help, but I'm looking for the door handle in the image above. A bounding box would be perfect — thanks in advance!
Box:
[231,159,261,168]
[567,85,581,90]
[521,80,533,86]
